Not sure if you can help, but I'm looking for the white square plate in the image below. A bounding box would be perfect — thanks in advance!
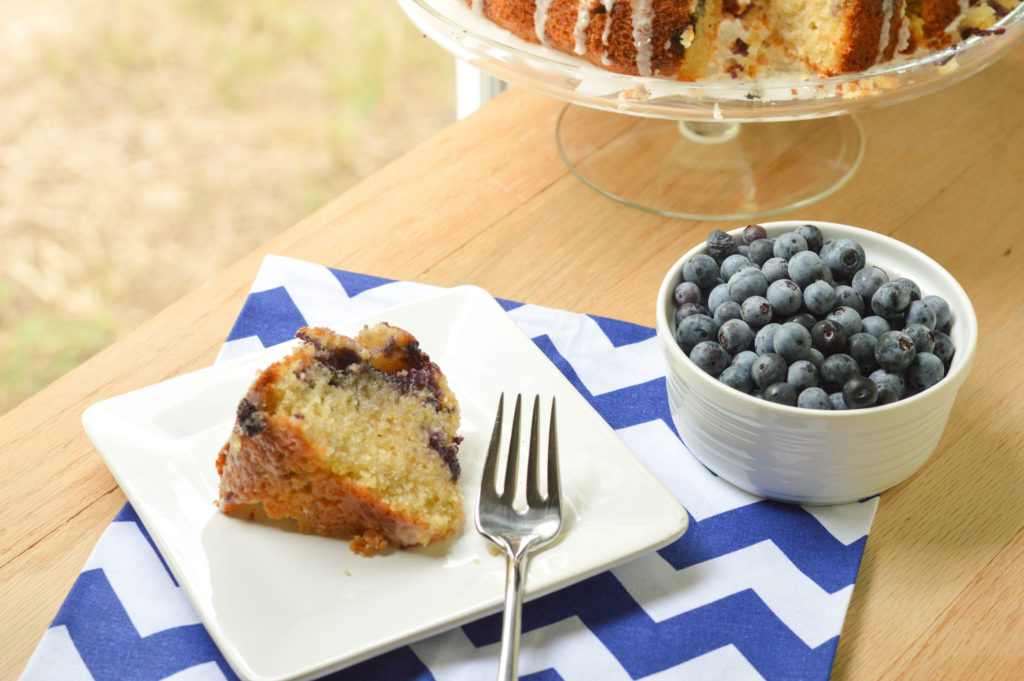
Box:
[83,285,689,681]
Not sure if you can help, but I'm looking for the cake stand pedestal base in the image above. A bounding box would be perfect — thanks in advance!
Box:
[556,105,864,220]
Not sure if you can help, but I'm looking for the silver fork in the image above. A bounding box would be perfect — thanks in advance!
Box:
[477,393,563,681]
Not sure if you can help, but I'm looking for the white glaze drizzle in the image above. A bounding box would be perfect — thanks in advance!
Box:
[574,0,593,54]
[631,0,655,76]
[534,0,555,42]
[600,0,617,65]
[877,0,895,60]
[896,6,911,53]
[945,0,972,40]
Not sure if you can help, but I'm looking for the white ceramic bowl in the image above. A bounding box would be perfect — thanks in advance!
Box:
[656,221,978,504]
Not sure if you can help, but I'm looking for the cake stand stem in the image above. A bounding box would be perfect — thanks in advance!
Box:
[678,121,741,144]
[556,105,865,221]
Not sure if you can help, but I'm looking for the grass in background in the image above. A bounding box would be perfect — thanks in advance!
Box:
[0,0,455,413]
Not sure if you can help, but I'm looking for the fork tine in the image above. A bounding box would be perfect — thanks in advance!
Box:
[546,398,560,508]
[500,394,523,504]
[526,396,543,507]
[480,393,504,505]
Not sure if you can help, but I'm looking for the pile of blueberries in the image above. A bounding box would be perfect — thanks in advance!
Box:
[673,224,956,409]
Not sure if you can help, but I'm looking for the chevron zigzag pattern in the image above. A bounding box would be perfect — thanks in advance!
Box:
[22,255,878,681]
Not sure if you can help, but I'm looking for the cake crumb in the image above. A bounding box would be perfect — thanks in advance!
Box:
[680,25,696,49]
[937,56,960,74]
[618,84,651,104]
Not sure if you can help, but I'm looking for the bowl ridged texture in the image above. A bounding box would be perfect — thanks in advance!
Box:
[657,221,977,504]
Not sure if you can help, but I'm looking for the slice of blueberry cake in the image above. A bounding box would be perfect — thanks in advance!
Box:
[215,323,464,556]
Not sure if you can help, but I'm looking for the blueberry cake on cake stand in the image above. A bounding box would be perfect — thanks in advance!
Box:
[400,0,1024,219]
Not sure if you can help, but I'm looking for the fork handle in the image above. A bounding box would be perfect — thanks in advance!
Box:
[496,550,530,681]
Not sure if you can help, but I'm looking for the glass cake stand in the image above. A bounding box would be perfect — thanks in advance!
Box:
[399,0,1024,219]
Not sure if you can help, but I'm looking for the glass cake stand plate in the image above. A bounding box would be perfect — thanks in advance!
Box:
[399,0,1024,219]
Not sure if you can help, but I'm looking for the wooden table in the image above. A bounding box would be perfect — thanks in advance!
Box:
[3,43,1024,681]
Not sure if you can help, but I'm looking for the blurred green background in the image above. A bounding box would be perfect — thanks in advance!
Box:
[0,0,456,413]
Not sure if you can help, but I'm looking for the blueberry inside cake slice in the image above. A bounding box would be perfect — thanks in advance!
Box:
[215,323,464,556]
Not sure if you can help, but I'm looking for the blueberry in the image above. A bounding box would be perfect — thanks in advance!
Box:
[673,280,702,306]
[848,332,880,375]
[870,369,907,398]
[754,323,782,355]
[884,311,907,329]
[751,353,788,389]
[824,238,866,282]
[875,330,917,372]
[829,392,848,410]
[904,299,937,330]
[738,244,749,257]
[766,279,803,317]
[742,224,768,244]
[761,257,790,283]
[826,306,863,337]
[728,267,768,302]
[875,384,899,405]
[787,250,830,289]
[675,302,710,325]
[787,359,819,392]
[797,386,832,410]
[682,253,721,289]
[732,350,759,374]
[871,281,911,317]
[860,315,891,338]
[721,253,754,281]
[803,280,837,317]
[713,300,743,325]
[811,319,847,354]
[747,238,776,266]
[764,382,797,406]
[795,224,824,253]
[893,277,922,301]
[785,312,817,331]
[852,265,889,301]
[707,283,731,315]
[690,341,731,376]
[719,364,753,393]
[807,347,825,369]
[740,295,774,328]
[903,323,935,353]
[932,331,955,368]
[842,376,878,409]
[676,314,720,354]
[718,318,755,354]
[773,231,808,260]
[820,353,860,392]
[819,239,837,262]
[923,294,952,329]
[773,322,813,363]
[706,229,740,264]
[833,285,865,314]
[906,352,945,392]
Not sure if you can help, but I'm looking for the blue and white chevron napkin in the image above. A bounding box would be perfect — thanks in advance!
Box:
[20,254,877,681]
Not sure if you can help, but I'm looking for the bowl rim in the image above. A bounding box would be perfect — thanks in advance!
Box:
[656,220,979,418]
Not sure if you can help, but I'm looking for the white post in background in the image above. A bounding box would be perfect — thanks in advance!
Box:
[455,60,508,118]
